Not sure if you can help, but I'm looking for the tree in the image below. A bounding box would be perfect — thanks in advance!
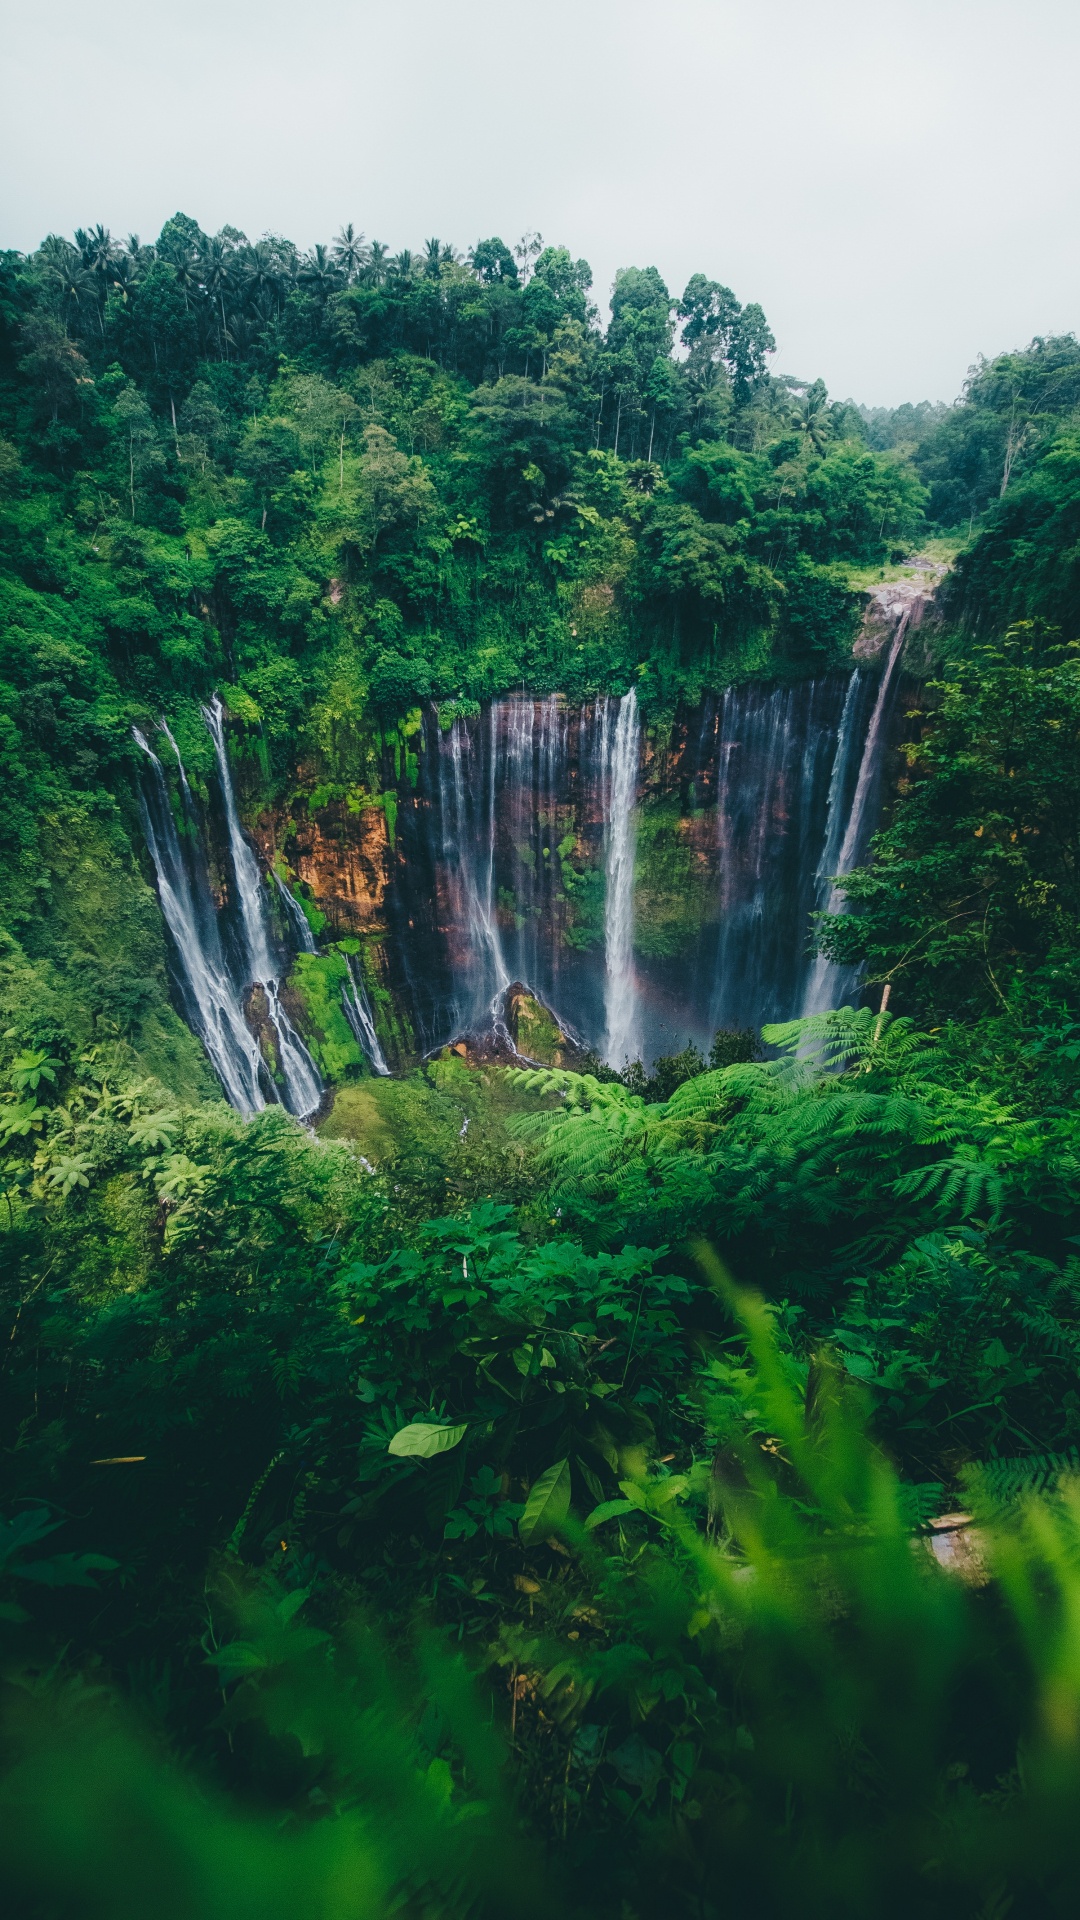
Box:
[466,376,575,524]
[469,237,519,286]
[236,418,303,528]
[367,649,431,715]
[17,315,93,423]
[332,224,366,283]
[349,423,438,554]
[790,378,832,456]
[111,383,165,519]
[819,632,1080,1021]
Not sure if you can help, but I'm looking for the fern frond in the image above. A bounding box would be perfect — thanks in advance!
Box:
[963,1449,1080,1508]
[893,1155,1007,1221]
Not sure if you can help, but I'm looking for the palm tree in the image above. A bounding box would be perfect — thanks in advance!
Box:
[241,239,289,315]
[423,237,443,278]
[298,244,342,302]
[34,236,93,328]
[363,242,389,288]
[108,235,153,295]
[69,228,118,332]
[332,224,366,283]
[198,235,238,358]
[74,224,118,277]
[793,380,831,456]
[390,249,417,282]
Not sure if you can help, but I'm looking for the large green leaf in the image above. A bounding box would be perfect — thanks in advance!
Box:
[387,1421,468,1459]
[583,1498,635,1531]
[519,1457,571,1544]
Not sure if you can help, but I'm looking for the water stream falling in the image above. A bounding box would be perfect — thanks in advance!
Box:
[800,615,910,1016]
[201,697,323,1118]
[391,648,908,1063]
[274,874,317,954]
[435,705,510,1032]
[133,728,266,1113]
[602,689,642,1067]
[342,957,391,1075]
[138,626,910,1093]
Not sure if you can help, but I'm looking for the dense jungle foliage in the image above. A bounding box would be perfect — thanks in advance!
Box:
[6,217,1080,1917]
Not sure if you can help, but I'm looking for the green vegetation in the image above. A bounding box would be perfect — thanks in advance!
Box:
[7,215,1080,1913]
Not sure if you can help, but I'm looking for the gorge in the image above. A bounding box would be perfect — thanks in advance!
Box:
[10,201,1080,1920]
[135,589,926,1107]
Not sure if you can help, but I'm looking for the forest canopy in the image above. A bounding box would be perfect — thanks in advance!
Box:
[7,215,1080,1919]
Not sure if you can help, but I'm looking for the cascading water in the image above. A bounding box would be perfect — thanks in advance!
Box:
[274,874,317,954]
[699,678,849,1033]
[389,643,907,1064]
[201,696,323,1118]
[341,957,391,1075]
[798,672,867,1017]
[132,728,266,1113]
[801,613,910,1015]
[602,689,641,1067]
[435,708,510,1033]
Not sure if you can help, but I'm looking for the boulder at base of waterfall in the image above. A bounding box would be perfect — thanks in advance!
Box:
[243,983,280,1083]
[502,984,586,1067]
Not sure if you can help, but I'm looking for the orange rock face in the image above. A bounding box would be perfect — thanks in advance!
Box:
[255,802,393,936]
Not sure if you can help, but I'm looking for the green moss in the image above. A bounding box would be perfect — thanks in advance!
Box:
[633,801,717,959]
[318,1059,543,1211]
[382,790,398,846]
[511,990,569,1065]
[560,861,605,950]
[300,892,327,938]
[5,804,214,1102]
[286,951,364,1081]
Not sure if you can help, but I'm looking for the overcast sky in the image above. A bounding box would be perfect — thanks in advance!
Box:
[3,0,1077,406]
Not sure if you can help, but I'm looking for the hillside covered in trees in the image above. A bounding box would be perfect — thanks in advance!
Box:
[6,216,1080,1919]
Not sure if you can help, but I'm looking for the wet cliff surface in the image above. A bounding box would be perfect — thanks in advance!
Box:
[135,584,933,1103]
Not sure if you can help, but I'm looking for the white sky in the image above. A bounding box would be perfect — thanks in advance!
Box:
[3,0,1078,407]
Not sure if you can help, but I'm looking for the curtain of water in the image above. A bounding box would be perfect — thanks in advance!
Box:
[341,956,391,1075]
[389,652,906,1063]
[274,874,317,954]
[602,689,641,1067]
[801,618,909,1015]
[201,697,323,1118]
[434,713,509,1033]
[498,694,569,996]
[133,728,266,1113]
[705,680,839,1031]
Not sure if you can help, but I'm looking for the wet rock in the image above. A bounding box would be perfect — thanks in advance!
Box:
[501,983,588,1068]
[854,558,946,661]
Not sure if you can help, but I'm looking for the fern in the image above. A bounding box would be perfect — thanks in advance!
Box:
[963,1449,1080,1508]
[893,1154,1007,1222]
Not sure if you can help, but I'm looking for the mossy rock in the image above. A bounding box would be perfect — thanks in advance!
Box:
[284,952,364,1081]
[503,984,584,1067]
[633,801,717,959]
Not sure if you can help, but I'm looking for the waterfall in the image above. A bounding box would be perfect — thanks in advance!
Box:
[201,696,323,1119]
[274,873,317,954]
[801,616,909,1015]
[132,728,266,1114]
[434,710,509,1031]
[602,689,641,1067]
[388,666,904,1068]
[704,681,833,1032]
[342,956,391,1075]
[799,672,865,1015]
[498,694,569,997]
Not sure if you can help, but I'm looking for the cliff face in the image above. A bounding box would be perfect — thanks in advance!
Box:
[854,560,945,662]
[255,801,392,936]
[242,586,939,1073]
